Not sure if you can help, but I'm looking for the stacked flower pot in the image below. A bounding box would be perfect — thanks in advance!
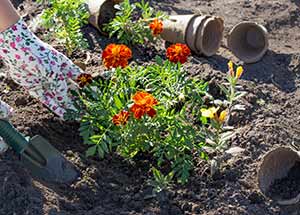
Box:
[85,0,269,63]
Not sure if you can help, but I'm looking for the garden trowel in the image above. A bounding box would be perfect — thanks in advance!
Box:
[0,119,78,183]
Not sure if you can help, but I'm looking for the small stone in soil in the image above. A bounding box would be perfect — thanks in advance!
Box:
[15,97,28,106]
[268,162,300,200]
[248,191,264,204]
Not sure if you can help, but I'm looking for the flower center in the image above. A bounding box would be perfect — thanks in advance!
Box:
[112,46,120,58]
[80,77,87,83]
[174,46,182,55]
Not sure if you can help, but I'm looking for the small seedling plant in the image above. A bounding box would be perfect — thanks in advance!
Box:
[220,61,246,106]
[104,0,167,45]
[37,0,89,55]
[200,61,246,176]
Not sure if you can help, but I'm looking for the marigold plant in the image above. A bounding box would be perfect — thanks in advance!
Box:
[73,57,210,184]
[104,0,167,45]
[67,56,246,188]
[102,44,132,69]
[166,43,191,64]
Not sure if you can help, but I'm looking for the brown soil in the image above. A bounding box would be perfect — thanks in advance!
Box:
[0,0,300,214]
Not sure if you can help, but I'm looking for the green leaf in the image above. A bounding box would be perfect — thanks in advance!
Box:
[86,145,97,157]
[102,138,110,153]
[155,55,163,66]
[97,146,105,158]
[114,95,123,109]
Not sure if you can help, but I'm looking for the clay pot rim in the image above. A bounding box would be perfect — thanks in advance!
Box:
[86,0,118,35]
[194,16,223,56]
[257,146,300,205]
[227,21,269,64]
[185,15,210,52]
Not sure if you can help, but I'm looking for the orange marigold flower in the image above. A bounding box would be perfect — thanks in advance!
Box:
[149,19,163,36]
[130,104,157,119]
[112,110,130,126]
[146,107,157,118]
[166,43,191,64]
[130,104,146,119]
[102,44,132,69]
[76,73,93,88]
[130,92,158,119]
[132,91,158,107]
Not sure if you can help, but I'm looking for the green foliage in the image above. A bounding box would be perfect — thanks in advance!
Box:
[37,0,89,55]
[151,168,174,193]
[104,0,167,45]
[72,57,246,184]
[75,58,209,184]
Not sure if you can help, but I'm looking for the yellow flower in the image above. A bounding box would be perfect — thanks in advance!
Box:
[236,66,244,79]
[228,61,233,71]
[201,107,218,119]
[228,60,234,77]
[201,107,227,123]
[218,110,227,123]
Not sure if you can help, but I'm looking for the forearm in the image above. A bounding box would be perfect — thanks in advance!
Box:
[0,0,20,32]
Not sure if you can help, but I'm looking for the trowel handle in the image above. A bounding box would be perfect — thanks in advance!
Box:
[0,119,29,154]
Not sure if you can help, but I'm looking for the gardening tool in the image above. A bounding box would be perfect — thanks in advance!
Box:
[86,0,123,35]
[0,119,78,183]
[227,22,269,63]
[258,146,300,205]
[161,14,224,56]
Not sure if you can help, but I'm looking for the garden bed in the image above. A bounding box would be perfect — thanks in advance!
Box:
[0,0,300,214]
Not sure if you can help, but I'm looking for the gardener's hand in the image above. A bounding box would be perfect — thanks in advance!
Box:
[0,19,84,118]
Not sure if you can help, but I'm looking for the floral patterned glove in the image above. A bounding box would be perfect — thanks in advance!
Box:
[0,19,84,118]
[0,100,14,154]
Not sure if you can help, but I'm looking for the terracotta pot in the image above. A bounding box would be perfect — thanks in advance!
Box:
[85,0,123,34]
[258,147,300,205]
[161,14,224,57]
[227,22,268,63]
[185,15,210,53]
[194,16,224,56]
[161,14,197,44]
